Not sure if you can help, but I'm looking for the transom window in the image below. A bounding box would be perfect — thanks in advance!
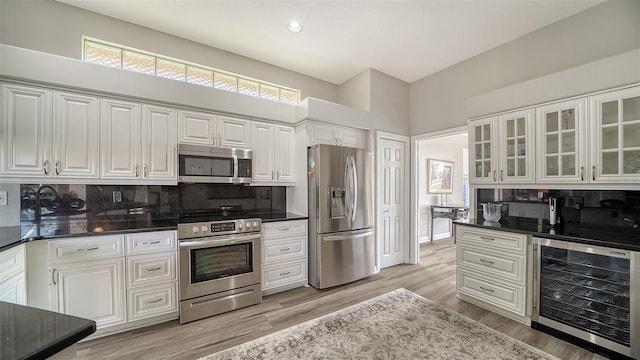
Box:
[83,37,300,105]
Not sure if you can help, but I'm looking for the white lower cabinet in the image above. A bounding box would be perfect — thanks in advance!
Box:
[261,220,308,295]
[30,230,178,336]
[455,225,530,325]
[0,244,27,305]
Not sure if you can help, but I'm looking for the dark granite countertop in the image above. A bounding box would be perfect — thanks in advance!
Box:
[454,217,640,251]
[1,301,96,360]
[252,212,307,222]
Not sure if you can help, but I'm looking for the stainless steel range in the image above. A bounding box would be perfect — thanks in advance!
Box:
[178,218,262,324]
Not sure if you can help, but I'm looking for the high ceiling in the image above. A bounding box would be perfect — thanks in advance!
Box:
[57,0,603,85]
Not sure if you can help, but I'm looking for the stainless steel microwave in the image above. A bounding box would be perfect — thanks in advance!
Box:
[178,144,252,184]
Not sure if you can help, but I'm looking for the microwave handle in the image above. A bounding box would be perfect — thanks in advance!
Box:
[233,154,238,183]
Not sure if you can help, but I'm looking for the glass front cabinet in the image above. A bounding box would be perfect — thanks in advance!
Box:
[469,108,535,185]
[536,98,587,183]
[590,86,640,183]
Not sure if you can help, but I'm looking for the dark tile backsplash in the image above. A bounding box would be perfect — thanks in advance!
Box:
[476,188,640,230]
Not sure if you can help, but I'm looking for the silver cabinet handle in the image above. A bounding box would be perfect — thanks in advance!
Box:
[145,267,162,272]
[43,160,49,175]
[55,160,60,176]
[500,170,504,181]
[143,241,161,245]
[592,165,595,181]
[279,227,290,231]
[135,164,139,177]
[146,298,163,304]
[77,247,99,251]
[479,286,495,293]
[272,171,275,180]
[279,271,290,276]
[580,166,584,181]
[480,258,495,265]
[276,170,280,180]
[51,269,57,285]
[480,236,495,241]
[279,248,290,252]
[144,165,148,178]
[218,135,222,147]
[493,170,497,181]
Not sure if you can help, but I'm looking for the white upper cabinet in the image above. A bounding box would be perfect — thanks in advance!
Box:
[469,108,535,185]
[307,122,366,149]
[0,84,51,177]
[141,104,177,180]
[178,110,251,149]
[1,84,100,179]
[100,98,141,179]
[251,122,295,183]
[53,91,100,178]
[101,98,176,182]
[589,86,640,183]
[536,98,587,183]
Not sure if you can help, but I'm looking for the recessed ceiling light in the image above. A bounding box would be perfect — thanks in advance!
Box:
[287,21,303,33]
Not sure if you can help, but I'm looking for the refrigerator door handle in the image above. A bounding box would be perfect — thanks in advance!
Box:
[344,156,352,220]
[323,229,374,241]
[351,156,358,221]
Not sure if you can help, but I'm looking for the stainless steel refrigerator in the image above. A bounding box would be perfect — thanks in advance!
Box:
[308,144,375,289]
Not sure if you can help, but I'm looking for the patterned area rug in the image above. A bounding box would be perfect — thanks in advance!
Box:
[201,288,557,360]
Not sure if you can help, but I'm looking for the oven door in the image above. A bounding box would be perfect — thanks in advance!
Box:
[179,232,261,300]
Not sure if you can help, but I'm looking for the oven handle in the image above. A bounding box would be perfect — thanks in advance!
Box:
[179,233,260,248]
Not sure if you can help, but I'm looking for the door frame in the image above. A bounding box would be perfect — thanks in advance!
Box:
[410,125,468,263]
[375,131,410,269]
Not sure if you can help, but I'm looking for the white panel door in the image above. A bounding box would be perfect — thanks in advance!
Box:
[251,121,275,181]
[53,91,100,178]
[308,122,337,146]
[379,137,406,269]
[498,108,535,183]
[469,117,498,185]
[141,104,177,180]
[0,84,51,177]
[0,273,26,305]
[178,109,216,145]
[218,116,251,149]
[274,125,295,182]
[100,98,140,179]
[338,127,365,149]
[51,258,126,329]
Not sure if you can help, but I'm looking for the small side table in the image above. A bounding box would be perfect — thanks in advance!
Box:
[429,204,469,241]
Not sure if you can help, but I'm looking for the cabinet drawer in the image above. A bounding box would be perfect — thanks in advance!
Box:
[457,269,525,316]
[127,282,178,322]
[127,252,177,288]
[0,244,25,282]
[263,220,307,239]
[262,259,307,290]
[263,237,306,263]
[49,235,124,264]
[125,230,177,255]
[456,226,527,254]
[457,245,526,284]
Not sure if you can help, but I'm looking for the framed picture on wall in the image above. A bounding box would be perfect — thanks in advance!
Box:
[427,158,454,194]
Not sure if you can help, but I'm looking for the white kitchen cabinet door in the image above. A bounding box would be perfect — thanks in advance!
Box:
[218,116,251,149]
[53,91,100,178]
[469,116,498,185]
[141,104,177,180]
[308,122,338,146]
[51,257,126,329]
[178,109,217,145]
[100,98,141,179]
[536,98,587,183]
[251,121,275,181]
[589,86,640,183]
[337,127,365,149]
[274,125,295,182]
[0,272,26,305]
[498,108,535,184]
[0,83,51,177]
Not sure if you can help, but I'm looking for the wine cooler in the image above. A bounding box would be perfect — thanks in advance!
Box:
[532,237,639,359]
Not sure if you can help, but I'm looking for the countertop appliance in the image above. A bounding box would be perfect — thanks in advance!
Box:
[178,144,252,184]
[308,144,375,289]
[532,237,639,359]
[178,217,262,324]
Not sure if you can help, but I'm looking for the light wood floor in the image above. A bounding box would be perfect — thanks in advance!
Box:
[72,240,605,360]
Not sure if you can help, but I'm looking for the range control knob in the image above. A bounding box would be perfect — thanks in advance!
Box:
[201,225,208,233]
[253,221,259,228]
[192,226,200,233]
[237,222,244,229]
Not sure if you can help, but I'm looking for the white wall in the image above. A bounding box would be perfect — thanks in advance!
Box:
[370,69,410,136]
[0,0,339,103]
[409,0,640,135]
[338,69,371,113]
[0,184,20,227]
[418,134,468,241]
